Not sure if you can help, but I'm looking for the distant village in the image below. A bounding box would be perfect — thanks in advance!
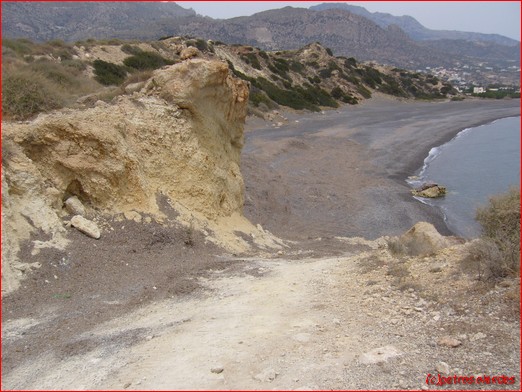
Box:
[419,61,520,97]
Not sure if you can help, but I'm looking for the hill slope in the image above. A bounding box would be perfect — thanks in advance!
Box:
[1,37,456,122]
[2,2,518,72]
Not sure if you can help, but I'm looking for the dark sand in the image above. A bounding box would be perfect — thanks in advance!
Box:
[242,96,520,240]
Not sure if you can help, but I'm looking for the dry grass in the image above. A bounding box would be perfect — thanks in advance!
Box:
[462,187,520,282]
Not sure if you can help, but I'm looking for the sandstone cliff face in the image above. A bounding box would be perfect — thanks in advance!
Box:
[4,59,248,218]
[1,59,266,293]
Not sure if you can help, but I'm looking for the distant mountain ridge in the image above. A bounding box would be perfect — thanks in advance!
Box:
[310,3,519,46]
[1,1,519,73]
[1,1,196,42]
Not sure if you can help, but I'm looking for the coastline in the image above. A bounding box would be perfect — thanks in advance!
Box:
[242,97,521,240]
[409,115,521,238]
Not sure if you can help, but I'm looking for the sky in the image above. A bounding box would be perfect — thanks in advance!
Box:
[176,1,521,41]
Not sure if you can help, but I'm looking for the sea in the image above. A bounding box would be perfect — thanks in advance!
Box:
[408,116,521,238]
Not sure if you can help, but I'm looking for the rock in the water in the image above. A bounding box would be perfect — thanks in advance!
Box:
[64,196,86,216]
[412,183,446,198]
[437,336,462,348]
[70,215,101,239]
[359,345,403,364]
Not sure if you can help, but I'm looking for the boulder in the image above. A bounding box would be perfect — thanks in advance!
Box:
[392,222,455,256]
[180,46,200,60]
[70,215,101,239]
[64,196,86,216]
[412,183,446,198]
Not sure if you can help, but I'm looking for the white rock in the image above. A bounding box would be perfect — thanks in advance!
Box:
[436,361,451,374]
[71,215,101,239]
[437,336,462,348]
[65,196,86,216]
[359,345,403,365]
[124,210,142,223]
[254,368,278,382]
[211,366,224,374]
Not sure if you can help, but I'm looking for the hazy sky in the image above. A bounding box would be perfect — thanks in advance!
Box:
[177,1,521,41]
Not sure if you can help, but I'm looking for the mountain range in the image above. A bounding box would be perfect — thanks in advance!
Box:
[2,2,519,71]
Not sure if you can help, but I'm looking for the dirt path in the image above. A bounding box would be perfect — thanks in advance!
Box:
[4,238,519,390]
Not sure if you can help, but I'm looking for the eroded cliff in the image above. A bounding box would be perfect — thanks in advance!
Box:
[2,58,282,294]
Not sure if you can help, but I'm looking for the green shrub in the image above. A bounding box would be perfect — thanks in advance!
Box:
[289,60,305,73]
[295,84,338,108]
[331,87,344,99]
[2,38,35,56]
[362,67,383,88]
[123,51,172,71]
[253,77,320,111]
[2,69,63,120]
[319,68,332,78]
[357,85,372,99]
[241,53,262,70]
[195,39,209,52]
[121,44,143,55]
[93,59,127,85]
[344,57,357,68]
[468,188,520,280]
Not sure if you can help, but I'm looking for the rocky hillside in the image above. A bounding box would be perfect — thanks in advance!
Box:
[1,1,196,42]
[1,37,456,123]
[2,2,518,70]
[310,2,519,46]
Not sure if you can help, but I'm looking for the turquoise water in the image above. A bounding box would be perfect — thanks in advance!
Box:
[408,116,521,238]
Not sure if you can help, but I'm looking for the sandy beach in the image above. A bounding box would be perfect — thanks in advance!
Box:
[242,96,521,239]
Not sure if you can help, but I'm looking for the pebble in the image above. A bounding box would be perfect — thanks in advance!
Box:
[211,366,224,374]
[359,345,403,365]
[470,332,487,342]
[437,336,462,348]
[436,361,451,374]
[253,368,278,382]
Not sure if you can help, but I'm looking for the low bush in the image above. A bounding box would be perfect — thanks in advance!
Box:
[2,69,63,120]
[241,53,262,70]
[93,59,127,85]
[123,51,172,71]
[121,44,143,55]
[466,188,520,281]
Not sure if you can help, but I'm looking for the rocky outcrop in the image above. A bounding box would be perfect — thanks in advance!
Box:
[412,183,446,198]
[388,222,458,256]
[2,59,282,294]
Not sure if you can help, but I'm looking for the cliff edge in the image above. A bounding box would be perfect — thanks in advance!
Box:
[2,58,283,294]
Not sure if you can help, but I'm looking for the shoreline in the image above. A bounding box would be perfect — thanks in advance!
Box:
[242,97,521,240]
[402,112,522,184]
[409,115,521,239]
